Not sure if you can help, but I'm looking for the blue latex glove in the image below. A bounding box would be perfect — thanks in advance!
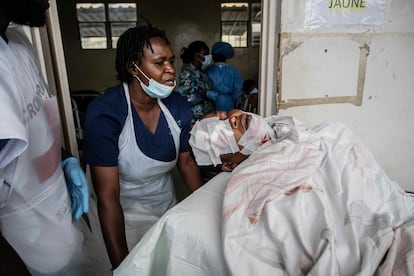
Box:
[62,157,89,220]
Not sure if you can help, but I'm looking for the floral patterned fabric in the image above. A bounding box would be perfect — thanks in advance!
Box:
[175,64,214,125]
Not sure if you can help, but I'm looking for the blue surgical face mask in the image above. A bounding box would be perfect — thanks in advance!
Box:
[133,62,176,99]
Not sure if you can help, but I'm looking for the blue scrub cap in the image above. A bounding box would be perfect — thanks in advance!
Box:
[212,42,235,59]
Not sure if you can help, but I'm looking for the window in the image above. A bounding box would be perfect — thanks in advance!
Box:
[221,2,261,47]
[251,3,261,47]
[76,2,137,49]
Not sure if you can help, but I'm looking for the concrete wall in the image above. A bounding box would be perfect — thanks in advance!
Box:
[277,0,414,191]
[56,0,259,93]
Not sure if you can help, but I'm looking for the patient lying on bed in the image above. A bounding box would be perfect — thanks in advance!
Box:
[190,110,414,276]
[115,110,414,276]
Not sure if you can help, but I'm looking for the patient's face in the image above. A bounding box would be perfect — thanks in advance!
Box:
[226,109,252,143]
[195,109,272,171]
[204,109,252,144]
[197,109,263,172]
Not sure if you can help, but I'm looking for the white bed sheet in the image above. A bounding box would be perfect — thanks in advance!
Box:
[222,122,414,275]
[114,172,231,276]
[115,121,414,276]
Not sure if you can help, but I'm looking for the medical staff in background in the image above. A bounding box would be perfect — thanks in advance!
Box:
[83,25,201,269]
[205,42,244,113]
[0,0,108,275]
[176,40,215,125]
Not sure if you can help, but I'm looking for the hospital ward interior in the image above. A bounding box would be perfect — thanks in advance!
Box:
[2,0,414,275]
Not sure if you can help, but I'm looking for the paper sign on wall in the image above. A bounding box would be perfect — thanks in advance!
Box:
[305,0,387,29]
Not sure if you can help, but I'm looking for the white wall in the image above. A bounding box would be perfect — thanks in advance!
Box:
[277,0,414,191]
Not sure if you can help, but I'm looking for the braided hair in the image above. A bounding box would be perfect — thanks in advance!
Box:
[115,25,170,82]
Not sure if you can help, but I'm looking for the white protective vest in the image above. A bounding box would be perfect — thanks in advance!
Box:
[0,26,83,274]
[0,26,111,276]
[118,83,180,249]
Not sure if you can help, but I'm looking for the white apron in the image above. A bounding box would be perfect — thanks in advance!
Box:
[118,83,180,249]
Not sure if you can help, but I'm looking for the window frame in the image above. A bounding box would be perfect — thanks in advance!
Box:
[76,1,138,50]
[220,1,261,48]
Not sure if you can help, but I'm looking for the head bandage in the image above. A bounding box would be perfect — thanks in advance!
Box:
[189,117,240,166]
[238,113,275,155]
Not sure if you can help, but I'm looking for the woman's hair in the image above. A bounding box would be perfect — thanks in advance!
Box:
[115,25,170,82]
[179,40,209,64]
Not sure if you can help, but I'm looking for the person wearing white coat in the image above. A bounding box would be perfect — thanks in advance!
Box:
[0,0,108,275]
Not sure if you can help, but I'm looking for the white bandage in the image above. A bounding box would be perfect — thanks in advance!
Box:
[238,113,275,155]
[189,117,240,166]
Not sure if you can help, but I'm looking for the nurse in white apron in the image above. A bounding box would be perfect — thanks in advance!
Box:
[119,83,179,248]
[84,25,201,270]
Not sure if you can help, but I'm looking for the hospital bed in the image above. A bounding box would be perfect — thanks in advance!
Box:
[115,172,230,276]
[114,122,414,276]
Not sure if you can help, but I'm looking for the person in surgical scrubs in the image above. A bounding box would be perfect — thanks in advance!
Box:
[83,25,202,269]
[0,0,98,274]
[205,42,244,112]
